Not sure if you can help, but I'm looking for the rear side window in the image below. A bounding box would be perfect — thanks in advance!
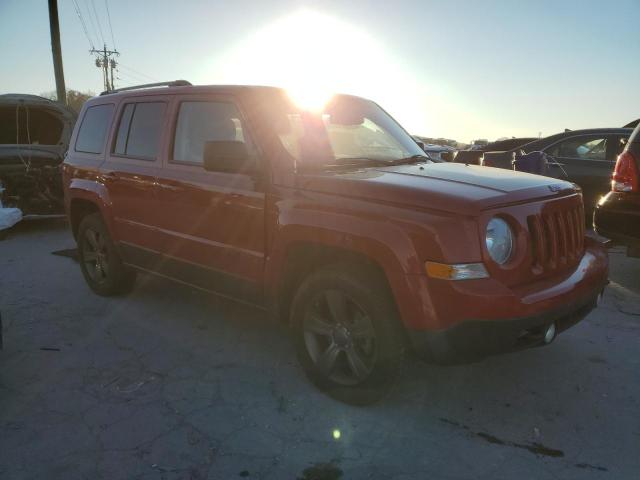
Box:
[173,101,246,164]
[75,104,114,154]
[113,102,166,159]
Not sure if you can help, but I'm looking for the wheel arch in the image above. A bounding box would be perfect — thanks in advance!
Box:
[69,198,100,239]
[278,242,392,322]
[66,179,114,240]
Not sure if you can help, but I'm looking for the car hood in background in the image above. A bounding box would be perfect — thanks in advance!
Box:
[0,94,77,153]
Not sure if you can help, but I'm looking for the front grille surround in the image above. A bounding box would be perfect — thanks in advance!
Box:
[527,204,584,275]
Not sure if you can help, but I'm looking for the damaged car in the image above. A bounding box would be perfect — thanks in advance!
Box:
[0,94,76,215]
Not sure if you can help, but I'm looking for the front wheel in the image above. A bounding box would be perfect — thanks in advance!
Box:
[290,265,406,405]
[77,213,136,296]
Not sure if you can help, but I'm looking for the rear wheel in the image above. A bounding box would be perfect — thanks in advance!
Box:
[77,213,136,296]
[291,264,406,405]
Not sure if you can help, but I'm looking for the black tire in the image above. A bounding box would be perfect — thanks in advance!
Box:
[77,213,136,296]
[290,264,406,405]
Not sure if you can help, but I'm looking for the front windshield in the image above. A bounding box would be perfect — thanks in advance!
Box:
[266,93,427,167]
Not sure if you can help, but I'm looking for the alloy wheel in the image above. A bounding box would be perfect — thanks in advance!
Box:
[82,228,110,283]
[303,290,377,386]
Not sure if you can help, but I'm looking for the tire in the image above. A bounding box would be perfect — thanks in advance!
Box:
[77,213,136,296]
[290,264,406,405]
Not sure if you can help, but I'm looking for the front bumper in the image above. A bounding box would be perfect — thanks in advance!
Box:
[408,290,601,364]
[403,238,609,364]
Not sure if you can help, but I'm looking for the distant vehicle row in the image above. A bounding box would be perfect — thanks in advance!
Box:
[442,129,633,217]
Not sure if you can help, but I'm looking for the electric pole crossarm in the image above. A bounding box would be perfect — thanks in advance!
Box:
[90,44,119,92]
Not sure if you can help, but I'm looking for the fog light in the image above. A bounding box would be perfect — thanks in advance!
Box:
[543,323,556,344]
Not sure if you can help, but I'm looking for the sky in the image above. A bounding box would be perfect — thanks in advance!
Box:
[1,0,639,142]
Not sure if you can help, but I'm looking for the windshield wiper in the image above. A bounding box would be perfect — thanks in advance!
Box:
[325,157,393,167]
[309,154,431,170]
[386,154,432,165]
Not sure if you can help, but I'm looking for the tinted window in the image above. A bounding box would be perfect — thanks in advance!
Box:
[549,136,607,161]
[114,102,166,159]
[75,104,114,154]
[114,104,134,155]
[173,101,246,164]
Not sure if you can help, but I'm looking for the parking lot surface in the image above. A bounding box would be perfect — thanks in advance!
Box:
[1,218,639,479]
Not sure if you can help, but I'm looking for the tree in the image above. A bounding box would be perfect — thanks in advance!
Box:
[40,89,95,113]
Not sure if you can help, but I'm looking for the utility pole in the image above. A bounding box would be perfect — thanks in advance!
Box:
[109,59,117,92]
[47,0,67,105]
[91,44,119,92]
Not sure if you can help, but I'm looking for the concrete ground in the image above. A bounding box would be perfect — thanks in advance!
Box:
[1,218,639,480]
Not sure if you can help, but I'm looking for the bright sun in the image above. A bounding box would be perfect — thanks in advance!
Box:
[205,10,427,125]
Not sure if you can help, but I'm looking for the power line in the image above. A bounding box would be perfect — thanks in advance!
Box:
[115,69,148,84]
[103,0,116,50]
[115,72,148,86]
[117,64,157,82]
[71,0,94,49]
[117,62,159,82]
[82,0,101,47]
[89,0,105,46]
[116,70,151,84]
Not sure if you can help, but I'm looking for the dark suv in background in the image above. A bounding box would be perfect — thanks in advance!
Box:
[594,123,640,257]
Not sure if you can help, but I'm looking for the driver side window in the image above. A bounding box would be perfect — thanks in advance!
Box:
[548,136,607,161]
[172,101,247,165]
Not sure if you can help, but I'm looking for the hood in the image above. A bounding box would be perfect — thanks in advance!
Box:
[294,162,578,215]
[0,94,77,151]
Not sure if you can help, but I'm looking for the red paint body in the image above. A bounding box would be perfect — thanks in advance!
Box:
[63,86,608,341]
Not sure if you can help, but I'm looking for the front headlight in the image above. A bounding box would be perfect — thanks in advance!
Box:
[485,217,513,264]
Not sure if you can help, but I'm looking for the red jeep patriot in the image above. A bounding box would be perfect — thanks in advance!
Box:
[63,81,608,404]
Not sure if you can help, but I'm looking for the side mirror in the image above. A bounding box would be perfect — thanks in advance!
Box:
[203,141,254,173]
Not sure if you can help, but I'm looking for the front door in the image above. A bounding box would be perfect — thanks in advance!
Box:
[155,95,266,302]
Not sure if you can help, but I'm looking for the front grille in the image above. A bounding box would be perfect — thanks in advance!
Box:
[527,204,584,274]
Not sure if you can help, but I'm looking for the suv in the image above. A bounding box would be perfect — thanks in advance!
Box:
[63,81,609,404]
[594,122,640,257]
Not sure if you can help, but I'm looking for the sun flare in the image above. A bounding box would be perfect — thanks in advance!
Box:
[205,10,428,125]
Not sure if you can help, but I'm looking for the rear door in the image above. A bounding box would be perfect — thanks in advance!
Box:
[101,96,170,258]
[545,134,615,212]
[155,94,266,301]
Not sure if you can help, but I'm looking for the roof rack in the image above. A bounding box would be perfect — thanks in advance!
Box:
[100,80,192,96]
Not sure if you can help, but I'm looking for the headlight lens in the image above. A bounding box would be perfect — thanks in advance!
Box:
[485,217,513,264]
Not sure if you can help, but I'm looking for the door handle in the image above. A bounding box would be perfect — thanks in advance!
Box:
[222,192,242,206]
[102,172,119,181]
[158,182,184,192]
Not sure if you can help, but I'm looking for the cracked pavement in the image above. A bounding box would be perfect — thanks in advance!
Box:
[1,218,639,479]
